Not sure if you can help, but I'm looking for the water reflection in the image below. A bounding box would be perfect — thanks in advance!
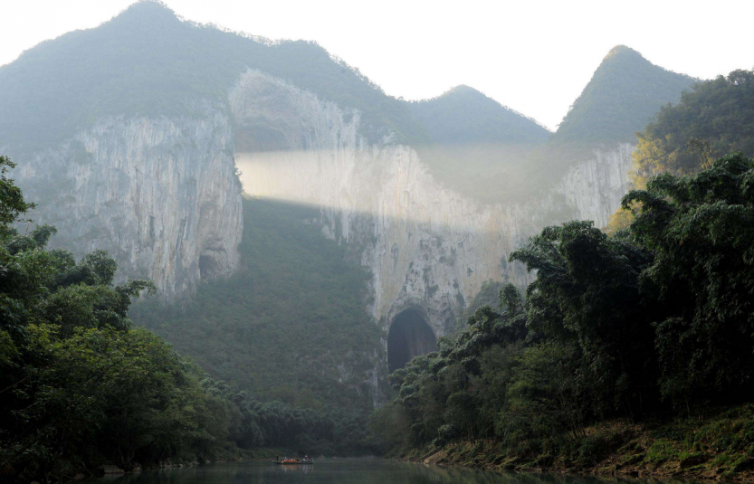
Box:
[94,459,689,484]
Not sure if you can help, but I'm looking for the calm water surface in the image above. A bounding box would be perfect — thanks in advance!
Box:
[91,459,651,484]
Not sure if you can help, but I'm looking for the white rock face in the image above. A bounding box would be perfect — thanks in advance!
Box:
[233,70,635,337]
[7,67,633,337]
[555,143,635,228]
[12,106,243,296]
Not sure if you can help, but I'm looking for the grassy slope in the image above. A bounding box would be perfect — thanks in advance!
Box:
[131,198,385,412]
[401,405,754,480]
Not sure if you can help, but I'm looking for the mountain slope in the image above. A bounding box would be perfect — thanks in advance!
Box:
[0,0,425,151]
[131,197,385,411]
[409,85,550,145]
[553,45,696,145]
[407,86,551,203]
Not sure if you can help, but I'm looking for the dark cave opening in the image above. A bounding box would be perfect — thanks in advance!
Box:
[387,309,437,373]
[198,254,219,281]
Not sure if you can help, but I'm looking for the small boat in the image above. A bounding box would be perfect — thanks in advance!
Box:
[274,459,314,465]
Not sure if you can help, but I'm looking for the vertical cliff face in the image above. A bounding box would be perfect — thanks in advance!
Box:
[6,65,634,338]
[233,70,634,339]
[11,105,243,296]
[554,144,635,228]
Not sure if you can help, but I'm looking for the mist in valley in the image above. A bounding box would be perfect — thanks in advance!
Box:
[1,1,754,483]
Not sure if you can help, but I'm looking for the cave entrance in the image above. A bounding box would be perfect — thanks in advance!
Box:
[388,309,437,373]
[199,253,219,280]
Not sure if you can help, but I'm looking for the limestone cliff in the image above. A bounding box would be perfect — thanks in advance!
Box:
[6,66,633,333]
[233,70,634,338]
[11,105,243,296]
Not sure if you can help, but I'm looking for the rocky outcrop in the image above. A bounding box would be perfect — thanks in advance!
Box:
[554,143,634,228]
[12,105,243,296]
[8,66,633,330]
[233,70,635,337]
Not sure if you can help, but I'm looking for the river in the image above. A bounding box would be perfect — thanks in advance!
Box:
[90,459,627,484]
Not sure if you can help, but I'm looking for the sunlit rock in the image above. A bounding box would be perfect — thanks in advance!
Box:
[12,105,243,297]
[233,70,634,344]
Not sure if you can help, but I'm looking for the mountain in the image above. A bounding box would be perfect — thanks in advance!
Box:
[0,0,425,152]
[552,45,696,145]
[409,85,550,145]
[131,198,384,410]
[407,86,551,203]
[0,1,704,407]
[632,68,754,183]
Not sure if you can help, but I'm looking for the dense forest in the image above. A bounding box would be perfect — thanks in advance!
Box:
[0,160,381,484]
[371,152,754,477]
[409,86,550,146]
[131,198,385,434]
[608,67,754,231]
[632,69,754,185]
[4,2,754,483]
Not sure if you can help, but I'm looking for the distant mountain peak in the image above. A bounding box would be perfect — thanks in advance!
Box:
[410,85,550,145]
[552,45,696,145]
[108,0,181,27]
[605,44,640,59]
[121,0,176,15]
[444,85,479,95]
[437,85,499,104]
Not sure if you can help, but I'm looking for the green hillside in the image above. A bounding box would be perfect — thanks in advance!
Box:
[131,197,385,412]
[0,1,425,151]
[633,68,754,183]
[553,45,696,146]
[409,85,550,145]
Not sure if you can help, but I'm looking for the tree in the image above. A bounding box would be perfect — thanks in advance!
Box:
[623,152,754,408]
[510,221,657,417]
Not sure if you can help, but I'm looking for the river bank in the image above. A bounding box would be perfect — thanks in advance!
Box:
[397,404,754,481]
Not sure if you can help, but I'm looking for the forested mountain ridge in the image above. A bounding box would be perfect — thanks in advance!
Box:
[409,85,550,145]
[607,67,754,232]
[3,1,751,481]
[0,0,426,151]
[632,68,754,182]
[131,197,385,412]
[552,45,697,146]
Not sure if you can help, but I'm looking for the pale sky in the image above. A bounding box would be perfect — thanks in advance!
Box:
[1,0,752,130]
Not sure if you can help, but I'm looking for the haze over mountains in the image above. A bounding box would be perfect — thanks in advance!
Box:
[9,3,754,479]
[0,0,701,420]
[0,2,695,153]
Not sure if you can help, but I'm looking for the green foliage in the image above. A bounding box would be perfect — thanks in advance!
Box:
[5,325,228,480]
[632,68,754,185]
[510,220,657,416]
[0,158,367,483]
[624,153,754,407]
[456,280,506,330]
[0,156,34,235]
[553,45,696,146]
[131,198,384,452]
[0,158,232,483]
[375,153,754,475]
